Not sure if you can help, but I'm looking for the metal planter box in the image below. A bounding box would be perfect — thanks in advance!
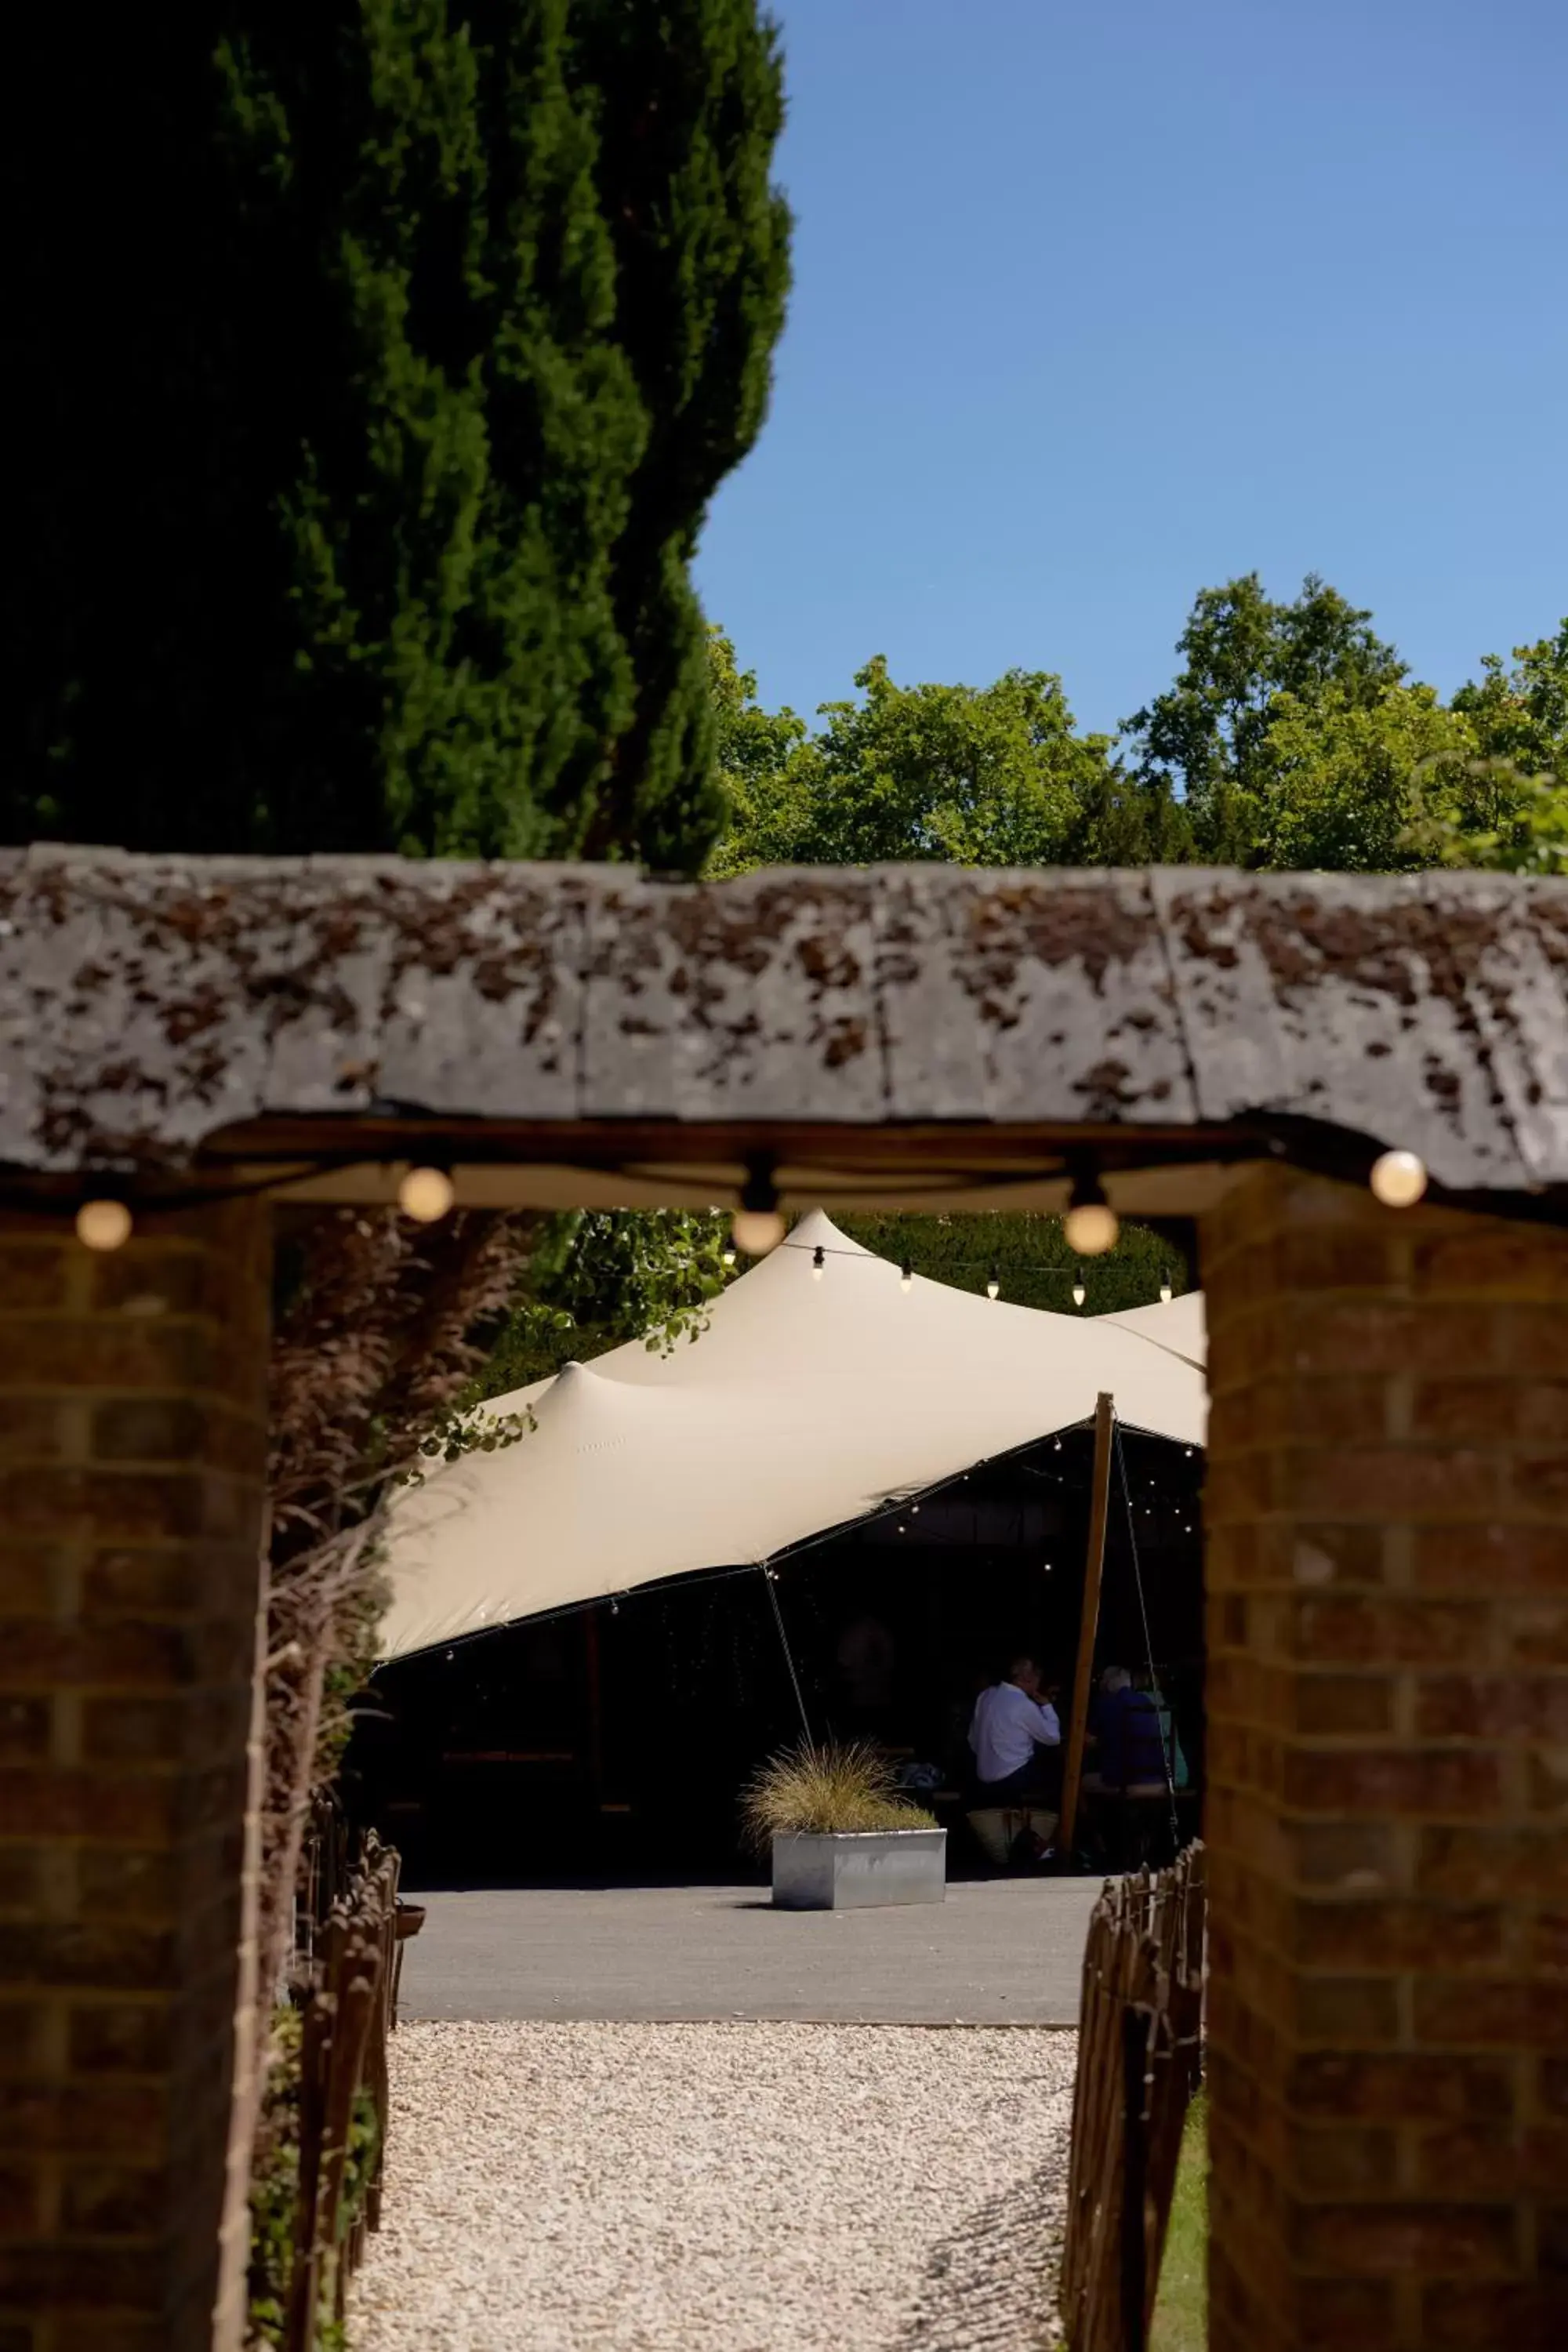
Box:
[771,1828,947,1910]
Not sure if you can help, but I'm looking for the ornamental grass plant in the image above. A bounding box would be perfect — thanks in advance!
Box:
[741,1740,938,1850]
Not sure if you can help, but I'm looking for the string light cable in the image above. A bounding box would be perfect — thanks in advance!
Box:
[760,1559,814,1744]
[772,1235,1180,1302]
[7,1125,1457,1259]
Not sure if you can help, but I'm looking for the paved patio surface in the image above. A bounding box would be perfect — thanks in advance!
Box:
[397,1877,1101,2025]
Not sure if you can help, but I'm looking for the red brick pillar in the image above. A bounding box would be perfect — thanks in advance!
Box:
[1201,1164,1568,2352]
[0,1200,270,2352]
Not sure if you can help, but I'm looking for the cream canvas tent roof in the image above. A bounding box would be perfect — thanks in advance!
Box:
[378,1210,1207,1661]
[1098,1291,1205,1370]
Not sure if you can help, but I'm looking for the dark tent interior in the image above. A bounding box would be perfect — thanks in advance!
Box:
[345,1421,1204,1885]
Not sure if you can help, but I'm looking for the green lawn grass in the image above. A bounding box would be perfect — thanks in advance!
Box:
[1150,2092,1207,2350]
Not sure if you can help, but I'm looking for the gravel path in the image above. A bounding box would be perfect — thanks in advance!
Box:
[353,2021,1076,2352]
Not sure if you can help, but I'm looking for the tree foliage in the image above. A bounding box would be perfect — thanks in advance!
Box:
[470,1210,737,1396]
[4,1,789,873]
[1249,683,1479,873]
[705,631,1176,874]
[1120,573,1407,862]
[709,590,1568,880]
[1432,620,1568,872]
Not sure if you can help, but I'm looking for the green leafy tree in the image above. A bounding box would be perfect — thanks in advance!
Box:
[1250,683,1480,873]
[708,648,1133,873]
[705,629,815,874]
[706,588,1568,885]
[4,1,789,872]
[471,1210,736,1396]
[1453,619,1568,782]
[1419,620,1568,872]
[1057,759,1195,868]
[1122,574,1407,862]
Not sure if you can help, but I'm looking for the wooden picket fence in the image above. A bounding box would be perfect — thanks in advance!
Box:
[282,1828,423,2351]
[1059,1842,1207,2352]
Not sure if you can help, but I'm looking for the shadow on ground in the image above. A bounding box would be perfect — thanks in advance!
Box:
[893,2085,1074,2350]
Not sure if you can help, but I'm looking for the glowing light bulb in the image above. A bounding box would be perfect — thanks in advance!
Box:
[1072,1273,1087,1307]
[811,1245,825,1281]
[985,1265,1000,1301]
[76,1199,132,1251]
[399,1165,455,1222]
[1370,1149,1428,1208]
[721,1237,737,1269]
[1064,1199,1119,1255]
[900,1260,914,1293]
[1160,1272,1173,1304]
[732,1207,786,1256]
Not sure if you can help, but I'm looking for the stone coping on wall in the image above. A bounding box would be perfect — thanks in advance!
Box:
[0,848,1564,1215]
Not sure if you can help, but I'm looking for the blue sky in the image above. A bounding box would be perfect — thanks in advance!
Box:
[695,0,1568,739]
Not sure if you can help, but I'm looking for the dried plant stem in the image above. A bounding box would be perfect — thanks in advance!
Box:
[255,1207,539,2095]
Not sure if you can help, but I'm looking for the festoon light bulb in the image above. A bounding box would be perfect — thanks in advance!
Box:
[1160,1271,1174,1304]
[1063,1161,1119,1256]
[76,1199,133,1251]
[1072,1271,1087,1307]
[1064,1198,1119,1254]
[399,1165,455,1222]
[985,1264,1000,1301]
[899,1259,914,1293]
[1370,1149,1428,1208]
[732,1207,786,1255]
[811,1245,826,1281]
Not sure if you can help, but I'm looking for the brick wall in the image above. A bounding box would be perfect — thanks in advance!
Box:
[1201,1164,1568,2352]
[0,1200,270,2352]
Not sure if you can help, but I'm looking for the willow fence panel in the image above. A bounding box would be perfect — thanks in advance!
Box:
[281,1825,422,2352]
[1059,1842,1207,2352]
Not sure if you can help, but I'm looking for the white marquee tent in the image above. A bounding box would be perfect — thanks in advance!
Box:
[378,1210,1207,1661]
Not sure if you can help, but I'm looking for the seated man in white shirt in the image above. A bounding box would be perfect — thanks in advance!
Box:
[967,1656,1062,1804]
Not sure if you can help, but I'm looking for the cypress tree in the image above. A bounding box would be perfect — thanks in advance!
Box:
[2,2,789,870]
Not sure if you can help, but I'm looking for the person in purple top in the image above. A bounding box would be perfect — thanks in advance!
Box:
[1083,1665,1169,1795]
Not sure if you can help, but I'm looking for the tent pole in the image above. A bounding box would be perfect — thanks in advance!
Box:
[1058,1392,1116,1860]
